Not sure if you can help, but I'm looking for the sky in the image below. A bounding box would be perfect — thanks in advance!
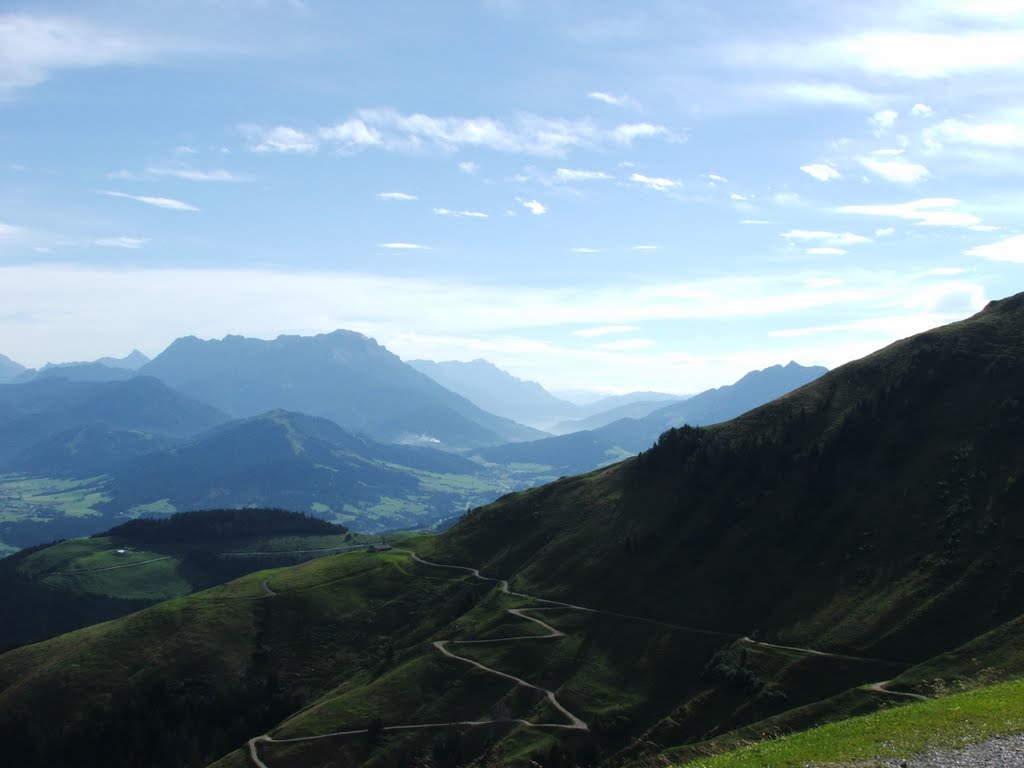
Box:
[1,0,1022,394]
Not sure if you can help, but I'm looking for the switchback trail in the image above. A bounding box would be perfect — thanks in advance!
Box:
[246,548,921,767]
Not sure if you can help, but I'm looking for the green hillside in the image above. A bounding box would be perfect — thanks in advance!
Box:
[0,508,357,649]
[1,295,1024,767]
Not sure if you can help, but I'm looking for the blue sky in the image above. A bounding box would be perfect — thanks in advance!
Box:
[1,0,1022,393]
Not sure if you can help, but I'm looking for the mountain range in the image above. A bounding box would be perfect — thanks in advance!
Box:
[0,333,826,552]
[139,332,544,449]
[0,294,1021,767]
[476,361,827,475]
[409,358,684,432]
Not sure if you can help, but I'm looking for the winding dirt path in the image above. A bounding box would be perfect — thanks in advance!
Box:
[247,549,591,767]
[246,548,924,767]
[51,555,173,576]
[865,680,929,701]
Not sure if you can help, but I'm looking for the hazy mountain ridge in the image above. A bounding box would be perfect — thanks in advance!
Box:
[476,361,827,473]
[0,376,229,466]
[141,332,545,449]
[0,354,26,384]
[408,358,575,429]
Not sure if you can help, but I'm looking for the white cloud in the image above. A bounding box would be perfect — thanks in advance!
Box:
[243,125,318,154]
[858,155,930,184]
[270,109,671,157]
[519,198,546,215]
[379,242,429,249]
[319,118,382,149]
[730,192,751,201]
[630,172,681,192]
[631,245,661,250]
[781,230,871,245]
[147,167,247,182]
[613,123,669,144]
[0,222,22,237]
[587,91,627,106]
[94,236,147,249]
[805,277,845,288]
[569,247,602,253]
[573,325,641,338]
[965,234,1024,263]
[747,30,1024,79]
[807,247,847,255]
[911,103,935,118]
[554,168,612,182]
[871,109,899,135]
[0,14,153,93]
[377,192,418,201]
[458,161,479,174]
[767,82,882,108]
[102,191,198,212]
[929,117,1024,147]
[741,219,773,225]
[594,339,657,351]
[434,208,488,218]
[836,198,981,227]
[875,227,896,237]
[705,173,728,183]
[800,163,841,181]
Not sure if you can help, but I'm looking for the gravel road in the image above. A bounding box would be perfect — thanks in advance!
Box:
[878,734,1024,767]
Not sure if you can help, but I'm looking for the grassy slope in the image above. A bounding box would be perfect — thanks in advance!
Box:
[422,295,1024,663]
[0,551,494,768]
[677,678,1024,768]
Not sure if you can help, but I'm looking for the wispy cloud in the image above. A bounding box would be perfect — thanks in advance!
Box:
[965,234,1024,263]
[434,208,488,218]
[926,116,1024,148]
[0,222,23,237]
[573,325,641,337]
[781,230,871,246]
[242,125,318,154]
[377,191,418,201]
[835,198,983,228]
[147,167,247,182]
[594,338,656,350]
[631,245,661,250]
[630,172,680,192]
[807,246,847,255]
[800,163,840,181]
[612,123,669,144]
[587,91,628,106]
[94,236,147,249]
[0,14,153,94]
[379,242,429,250]
[762,82,883,108]
[248,110,673,158]
[102,191,198,211]
[569,247,602,253]
[458,161,479,174]
[554,167,612,182]
[858,155,930,184]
